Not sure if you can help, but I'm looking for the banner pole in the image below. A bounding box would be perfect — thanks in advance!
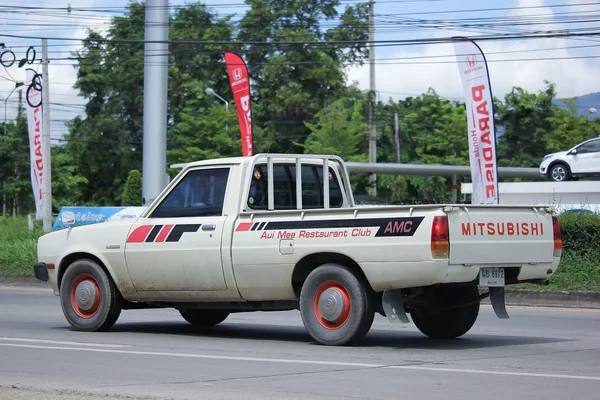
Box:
[41,38,52,232]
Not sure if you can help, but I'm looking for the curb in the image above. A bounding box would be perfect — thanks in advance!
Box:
[0,274,49,289]
[481,288,600,310]
[2,274,599,310]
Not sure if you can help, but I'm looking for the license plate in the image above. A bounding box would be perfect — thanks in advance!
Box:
[479,267,505,287]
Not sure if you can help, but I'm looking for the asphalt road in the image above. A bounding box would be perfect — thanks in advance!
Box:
[1,286,599,400]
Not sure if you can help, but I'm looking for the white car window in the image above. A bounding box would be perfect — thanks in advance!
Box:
[577,139,600,154]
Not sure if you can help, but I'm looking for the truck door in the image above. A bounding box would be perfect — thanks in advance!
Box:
[124,167,231,293]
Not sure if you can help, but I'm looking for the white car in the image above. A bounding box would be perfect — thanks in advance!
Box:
[540,136,600,182]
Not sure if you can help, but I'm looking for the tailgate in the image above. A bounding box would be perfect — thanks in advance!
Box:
[447,206,555,265]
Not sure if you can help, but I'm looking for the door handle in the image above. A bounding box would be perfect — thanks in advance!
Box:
[202,224,216,231]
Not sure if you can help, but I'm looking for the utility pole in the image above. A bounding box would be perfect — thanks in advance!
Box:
[18,89,22,117]
[142,0,169,206]
[42,38,52,232]
[368,0,377,196]
[394,111,400,163]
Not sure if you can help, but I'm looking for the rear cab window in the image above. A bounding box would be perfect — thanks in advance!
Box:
[247,163,344,210]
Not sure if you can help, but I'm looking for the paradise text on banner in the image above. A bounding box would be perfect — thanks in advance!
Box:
[25,68,45,219]
[224,52,254,156]
[453,39,499,204]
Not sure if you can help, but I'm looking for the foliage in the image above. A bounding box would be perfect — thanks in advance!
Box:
[557,213,600,254]
[0,217,43,276]
[302,93,369,161]
[513,214,600,291]
[496,82,556,167]
[238,0,369,153]
[121,169,142,206]
[63,1,237,206]
[0,106,35,216]
[546,98,599,154]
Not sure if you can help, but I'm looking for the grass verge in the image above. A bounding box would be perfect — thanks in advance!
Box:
[0,217,43,276]
[0,216,599,292]
[512,251,600,292]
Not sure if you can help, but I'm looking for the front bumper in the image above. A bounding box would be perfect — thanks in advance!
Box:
[33,262,49,282]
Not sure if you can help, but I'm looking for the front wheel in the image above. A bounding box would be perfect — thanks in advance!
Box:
[549,163,570,182]
[299,264,375,346]
[409,284,480,339]
[59,259,122,332]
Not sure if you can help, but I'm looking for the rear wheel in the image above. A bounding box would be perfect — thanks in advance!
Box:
[179,309,229,326]
[299,263,375,346]
[59,259,122,332]
[410,283,480,339]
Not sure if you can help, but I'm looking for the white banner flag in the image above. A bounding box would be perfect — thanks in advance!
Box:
[453,40,499,204]
[25,69,45,219]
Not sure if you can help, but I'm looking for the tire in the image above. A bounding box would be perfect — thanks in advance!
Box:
[410,284,480,339]
[179,309,229,326]
[59,259,122,332]
[299,263,375,346]
[549,163,570,182]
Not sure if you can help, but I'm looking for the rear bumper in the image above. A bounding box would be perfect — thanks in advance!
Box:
[33,262,49,282]
[362,258,561,292]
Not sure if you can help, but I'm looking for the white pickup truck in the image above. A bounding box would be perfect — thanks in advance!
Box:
[33,154,562,346]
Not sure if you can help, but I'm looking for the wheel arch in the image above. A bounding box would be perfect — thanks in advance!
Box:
[58,252,115,291]
[291,252,374,298]
[547,160,571,178]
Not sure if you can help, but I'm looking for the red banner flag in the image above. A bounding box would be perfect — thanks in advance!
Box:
[224,52,254,156]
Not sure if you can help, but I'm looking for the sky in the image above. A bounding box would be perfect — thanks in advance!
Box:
[0,0,599,141]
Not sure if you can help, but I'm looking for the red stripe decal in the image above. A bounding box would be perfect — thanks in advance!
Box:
[155,224,174,243]
[127,225,154,243]
[236,222,253,232]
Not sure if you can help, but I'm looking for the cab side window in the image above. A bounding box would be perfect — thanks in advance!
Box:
[247,163,343,210]
[151,168,230,218]
[578,139,600,154]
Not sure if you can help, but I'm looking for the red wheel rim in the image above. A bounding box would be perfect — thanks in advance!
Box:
[313,280,351,330]
[69,273,101,319]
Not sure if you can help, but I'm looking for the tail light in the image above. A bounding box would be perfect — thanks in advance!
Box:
[431,216,449,259]
[552,216,562,257]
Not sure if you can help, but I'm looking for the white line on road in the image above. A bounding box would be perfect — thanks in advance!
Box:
[0,337,132,348]
[0,342,598,381]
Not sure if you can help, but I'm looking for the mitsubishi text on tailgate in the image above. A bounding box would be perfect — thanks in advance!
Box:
[33,154,562,346]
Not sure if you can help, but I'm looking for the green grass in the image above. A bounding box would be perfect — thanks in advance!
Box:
[0,217,44,276]
[0,216,599,292]
[513,251,600,292]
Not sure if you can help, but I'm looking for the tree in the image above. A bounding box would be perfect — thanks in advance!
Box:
[167,85,242,174]
[496,81,556,167]
[238,0,369,153]
[66,1,235,206]
[546,98,598,153]
[122,169,142,206]
[302,94,368,161]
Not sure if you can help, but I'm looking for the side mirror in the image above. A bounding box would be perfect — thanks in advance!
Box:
[60,211,76,227]
[570,149,578,155]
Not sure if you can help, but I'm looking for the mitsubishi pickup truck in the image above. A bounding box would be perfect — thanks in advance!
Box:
[33,154,562,346]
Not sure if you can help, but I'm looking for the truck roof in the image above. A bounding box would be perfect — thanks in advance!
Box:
[170,154,344,170]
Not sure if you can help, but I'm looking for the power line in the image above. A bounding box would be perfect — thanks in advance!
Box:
[2,30,600,49]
